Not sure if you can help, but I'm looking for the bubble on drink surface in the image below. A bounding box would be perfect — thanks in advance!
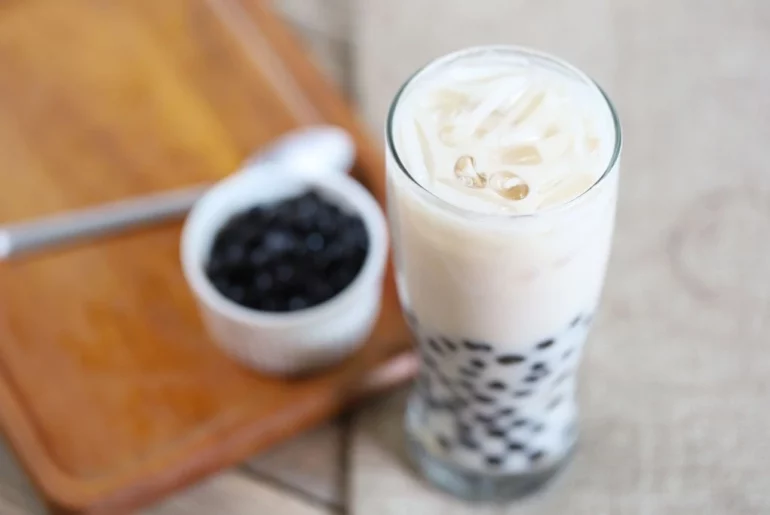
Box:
[454,155,487,188]
[490,171,529,201]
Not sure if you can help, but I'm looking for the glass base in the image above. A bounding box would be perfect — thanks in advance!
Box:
[406,430,573,502]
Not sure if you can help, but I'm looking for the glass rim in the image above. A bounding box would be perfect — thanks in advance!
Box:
[385,45,622,220]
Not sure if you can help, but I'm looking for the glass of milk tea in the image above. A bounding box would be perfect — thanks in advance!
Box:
[386,46,621,501]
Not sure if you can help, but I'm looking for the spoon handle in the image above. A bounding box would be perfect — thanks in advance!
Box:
[0,184,210,260]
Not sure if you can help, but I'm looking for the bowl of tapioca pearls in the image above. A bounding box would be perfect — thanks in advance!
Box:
[180,159,388,375]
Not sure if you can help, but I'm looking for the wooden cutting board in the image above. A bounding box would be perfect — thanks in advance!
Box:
[0,1,414,513]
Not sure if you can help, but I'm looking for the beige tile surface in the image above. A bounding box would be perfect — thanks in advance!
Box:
[244,422,344,507]
[143,471,329,515]
[350,0,770,514]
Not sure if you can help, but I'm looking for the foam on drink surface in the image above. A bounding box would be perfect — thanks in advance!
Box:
[395,55,614,215]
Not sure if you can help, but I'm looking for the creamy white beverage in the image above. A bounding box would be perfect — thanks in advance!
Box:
[386,46,620,494]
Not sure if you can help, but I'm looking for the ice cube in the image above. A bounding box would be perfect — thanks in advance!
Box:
[453,155,487,188]
[489,170,529,200]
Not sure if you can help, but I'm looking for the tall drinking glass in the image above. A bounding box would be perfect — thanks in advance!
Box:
[385,46,621,500]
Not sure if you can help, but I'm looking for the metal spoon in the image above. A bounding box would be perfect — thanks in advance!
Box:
[0,125,355,260]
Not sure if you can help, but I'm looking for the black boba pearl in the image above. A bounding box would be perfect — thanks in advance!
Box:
[486,456,504,467]
[523,375,540,384]
[253,272,273,292]
[304,232,325,252]
[511,419,528,428]
[562,348,574,360]
[537,339,555,350]
[470,358,486,369]
[463,340,492,352]
[496,407,515,418]
[488,427,507,438]
[442,338,458,352]
[437,373,452,388]
[450,396,468,410]
[475,413,494,425]
[570,315,581,327]
[497,354,526,365]
[487,380,506,391]
[428,338,444,355]
[437,435,451,451]
[422,354,437,369]
[275,264,295,283]
[532,423,545,433]
[457,424,479,450]
[474,393,496,405]
[513,390,532,398]
[459,366,479,379]
[459,379,474,391]
[248,248,271,267]
[288,297,308,311]
[457,422,472,435]
[226,285,246,304]
[547,396,563,411]
[508,441,525,451]
[529,450,545,463]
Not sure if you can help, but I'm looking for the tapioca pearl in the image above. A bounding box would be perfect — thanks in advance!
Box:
[553,370,571,386]
[547,396,563,411]
[475,412,495,425]
[459,432,480,451]
[428,338,444,355]
[437,435,452,453]
[523,375,540,384]
[529,450,545,463]
[561,348,574,361]
[487,427,507,438]
[470,358,486,370]
[422,353,438,370]
[536,338,555,350]
[441,337,458,352]
[497,354,526,365]
[463,340,492,352]
[473,392,496,405]
[449,395,469,411]
[507,441,526,452]
[459,379,474,391]
[437,372,453,388]
[485,455,505,468]
[486,380,506,391]
[511,418,529,429]
[459,366,480,379]
[532,422,545,433]
[513,390,533,398]
[570,315,581,328]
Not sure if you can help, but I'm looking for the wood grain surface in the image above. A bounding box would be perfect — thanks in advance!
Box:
[0,1,411,513]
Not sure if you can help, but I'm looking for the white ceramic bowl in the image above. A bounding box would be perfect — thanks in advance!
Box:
[180,162,388,375]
